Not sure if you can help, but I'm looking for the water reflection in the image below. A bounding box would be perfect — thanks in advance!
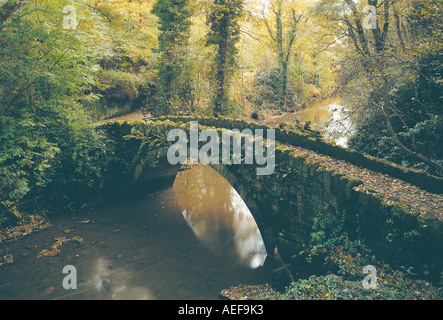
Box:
[92,257,153,300]
[0,179,271,300]
[173,164,267,269]
[299,99,333,131]
[322,104,355,148]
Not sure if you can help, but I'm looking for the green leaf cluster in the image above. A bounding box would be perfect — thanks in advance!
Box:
[0,0,112,222]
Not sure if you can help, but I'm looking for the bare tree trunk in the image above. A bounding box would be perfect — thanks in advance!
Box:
[394,10,406,48]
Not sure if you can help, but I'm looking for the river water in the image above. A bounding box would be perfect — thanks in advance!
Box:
[265,99,355,147]
[298,99,355,148]
[0,165,271,300]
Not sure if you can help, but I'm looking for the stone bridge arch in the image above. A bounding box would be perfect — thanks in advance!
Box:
[99,117,443,285]
[126,127,278,255]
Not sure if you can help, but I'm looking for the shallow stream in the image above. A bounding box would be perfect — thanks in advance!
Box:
[0,165,271,300]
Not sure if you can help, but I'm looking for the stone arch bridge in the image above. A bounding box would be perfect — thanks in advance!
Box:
[98,116,443,285]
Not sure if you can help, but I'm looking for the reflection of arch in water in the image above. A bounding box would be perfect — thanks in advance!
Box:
[173,164,267,269]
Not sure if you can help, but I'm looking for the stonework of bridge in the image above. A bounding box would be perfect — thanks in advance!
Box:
[98,116,443,285]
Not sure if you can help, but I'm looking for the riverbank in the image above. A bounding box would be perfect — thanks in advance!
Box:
[220,274,442,300]
[220,232,442,300]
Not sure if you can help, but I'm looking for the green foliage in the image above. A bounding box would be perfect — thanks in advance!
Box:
[0,0,112,221]
[249,67,301,110]
[283,228,442,300]
[317,0,443,176]
[92,69,147,118]
[280,273,441,300]
[227,227,442,300]
[123,123,167,171]
[309,209,344,246]
[0,116,60,216]
[42,103,112,209]
[78,0,158,119]
[310,217,331,245]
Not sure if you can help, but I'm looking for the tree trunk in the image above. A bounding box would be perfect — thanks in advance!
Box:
[214,14,229,116]
[275,3,286,109]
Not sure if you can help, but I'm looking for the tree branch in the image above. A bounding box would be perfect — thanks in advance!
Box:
[379,98,443,176]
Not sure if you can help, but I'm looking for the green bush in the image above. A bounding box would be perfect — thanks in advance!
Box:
[0,1,113,223]
[96,70,144,106]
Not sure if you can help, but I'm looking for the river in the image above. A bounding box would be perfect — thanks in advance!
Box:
[265,98,355,148]
[0,165,272,300]
[298,98,356,148]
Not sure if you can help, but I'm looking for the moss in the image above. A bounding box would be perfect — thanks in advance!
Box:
[364,187,378,194]
[391,203,411,216]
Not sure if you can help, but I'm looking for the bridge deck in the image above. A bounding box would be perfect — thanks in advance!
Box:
[284,143,443,220]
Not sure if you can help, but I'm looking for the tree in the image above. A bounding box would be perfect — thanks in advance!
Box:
[0,0,23,26]
[316,0,443,176]
[206,0,243,116]
[261,0,303,110]
[152,0,193,115]
[80,0,158,119]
